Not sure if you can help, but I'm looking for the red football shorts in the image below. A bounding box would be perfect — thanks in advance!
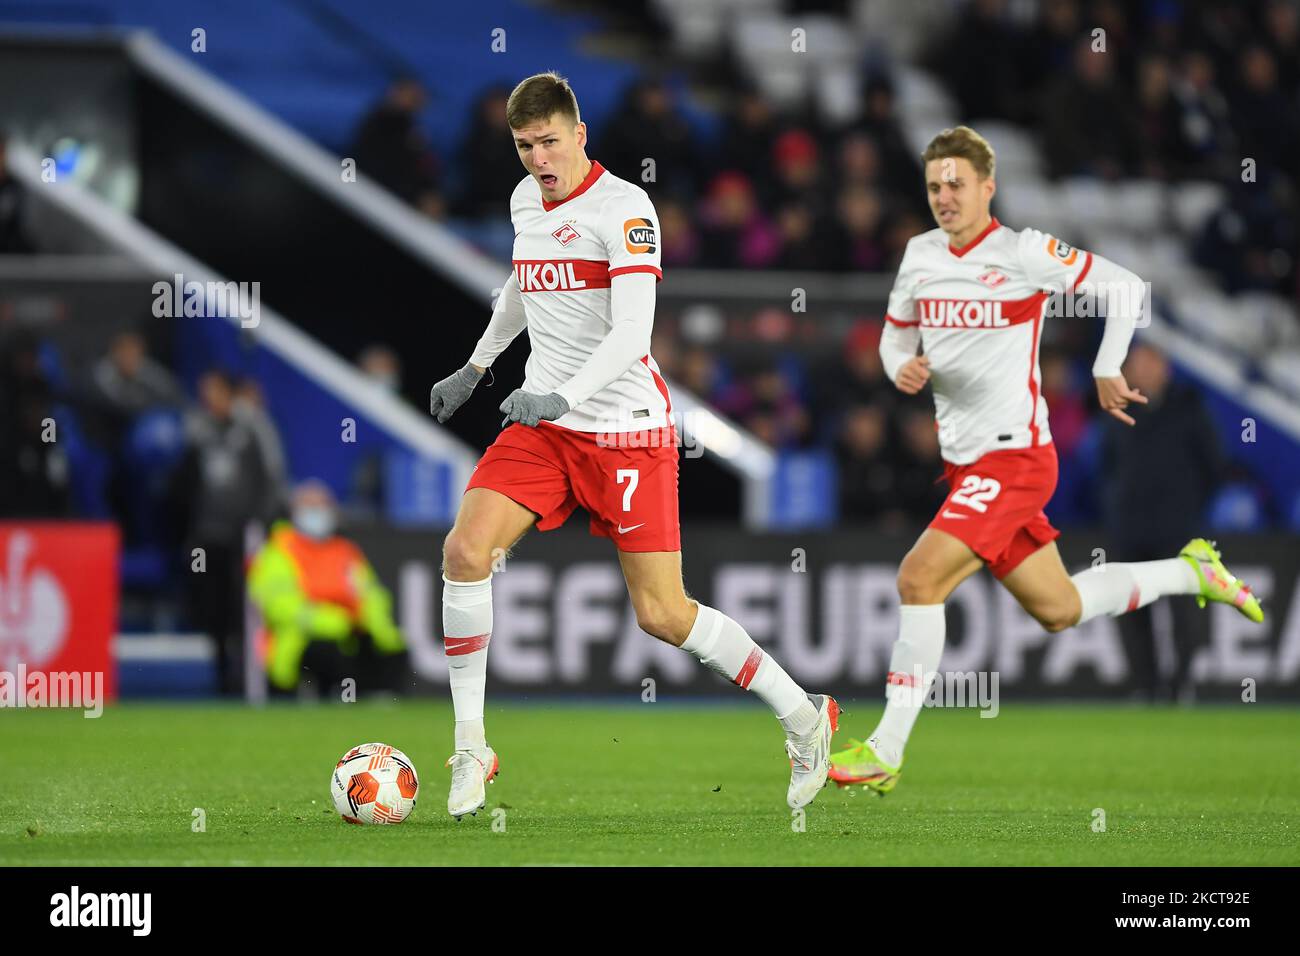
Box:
[928,443,1061,579]
[465,421,682,553]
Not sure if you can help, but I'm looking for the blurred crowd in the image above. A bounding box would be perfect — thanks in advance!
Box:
[0,324,411,690]
[0,328,286,670]
[650,320,947,528]
[349,73,930,274]
[0,323,407,528]
[930,0,1299,297]
[5,0,1295,536]
[328,1,1296,532]
[350,1,1298,298]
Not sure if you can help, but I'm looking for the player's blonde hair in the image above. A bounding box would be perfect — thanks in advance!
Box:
[506,71,581,130]
[922,126,996,180]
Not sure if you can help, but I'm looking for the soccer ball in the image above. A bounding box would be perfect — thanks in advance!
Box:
[330,743,419,825]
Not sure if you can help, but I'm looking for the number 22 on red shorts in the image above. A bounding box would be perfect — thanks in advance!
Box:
[928,444,1060,579]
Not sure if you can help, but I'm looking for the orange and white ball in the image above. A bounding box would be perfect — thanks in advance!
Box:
[330,743,419,824]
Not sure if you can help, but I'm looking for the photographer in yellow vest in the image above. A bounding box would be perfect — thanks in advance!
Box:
[248,480,407,696]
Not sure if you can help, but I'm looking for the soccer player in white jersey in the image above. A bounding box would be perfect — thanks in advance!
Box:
[427,72,838,818]
[828,126,1263,793]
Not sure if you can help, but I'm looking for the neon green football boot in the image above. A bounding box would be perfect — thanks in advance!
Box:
[1179,538,1264,623]
[828,736,902,795]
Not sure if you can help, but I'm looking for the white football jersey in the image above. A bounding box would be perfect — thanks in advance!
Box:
[885,218,1094,464]
[509,161,671,432]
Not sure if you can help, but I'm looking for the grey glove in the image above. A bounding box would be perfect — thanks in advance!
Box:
[429,363,484,423]
[499,389,570,428]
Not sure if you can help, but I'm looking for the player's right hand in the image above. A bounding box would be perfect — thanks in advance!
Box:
[429,363,485,423]
[895,355,931,395]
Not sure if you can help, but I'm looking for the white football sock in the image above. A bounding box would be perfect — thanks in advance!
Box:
[442,574,492,751]
[682,603,816,733]
[871,604,945,766]
[1071,558,1199,624]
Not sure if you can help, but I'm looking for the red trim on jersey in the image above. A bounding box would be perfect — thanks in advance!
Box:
[915,290,1048,329]
[885,313,919,327]
[1070,251,1094,291]
[513,259,612,291]
[609,264,663,281]
[1027,297,1044,446]
[540,160,606,211]
[642,355,673,414]
[948,216,1001,257]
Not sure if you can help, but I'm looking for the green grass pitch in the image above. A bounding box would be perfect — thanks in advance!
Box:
[2,700,1297,866]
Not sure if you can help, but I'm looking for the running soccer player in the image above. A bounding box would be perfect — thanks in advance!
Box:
[428,72,838,818]
[829,126,1263,794]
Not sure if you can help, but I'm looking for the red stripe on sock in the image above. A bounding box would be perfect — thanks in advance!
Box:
[444,633,490,656]
[734,647,764,689]
[1125,584,1142,613]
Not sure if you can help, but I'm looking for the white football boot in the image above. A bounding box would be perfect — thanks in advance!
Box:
[446,745,499,820]
[784,693,840,810]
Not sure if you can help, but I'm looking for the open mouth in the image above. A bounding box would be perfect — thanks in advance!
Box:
[539,173,558,189]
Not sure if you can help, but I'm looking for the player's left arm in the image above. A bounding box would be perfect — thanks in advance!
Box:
[1085,253,1150,425]
[1021,229,1149,426]
[501,274,654,426]
[500,195,662,427]
[555,270,655,405]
